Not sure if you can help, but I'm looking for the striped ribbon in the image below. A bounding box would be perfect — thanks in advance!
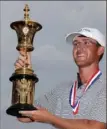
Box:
[69,70,102,115]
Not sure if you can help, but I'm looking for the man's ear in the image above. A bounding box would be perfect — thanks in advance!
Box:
[97,46,105,56]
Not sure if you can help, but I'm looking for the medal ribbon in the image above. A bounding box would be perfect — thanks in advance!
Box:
[69,70,102,115]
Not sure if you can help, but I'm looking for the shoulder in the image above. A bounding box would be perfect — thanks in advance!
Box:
[93,72,106,93]
[99,72,106,83]
[93,72,106,101]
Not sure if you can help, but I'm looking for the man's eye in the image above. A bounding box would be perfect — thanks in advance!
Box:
[84,41,90,45]
[73,42,78,46]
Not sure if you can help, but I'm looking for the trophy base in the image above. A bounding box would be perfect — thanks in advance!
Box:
[6,103,37,117]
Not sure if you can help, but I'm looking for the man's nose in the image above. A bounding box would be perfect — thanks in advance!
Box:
[77,44,85,50]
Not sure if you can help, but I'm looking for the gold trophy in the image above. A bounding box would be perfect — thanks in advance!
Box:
[6,4,42,117]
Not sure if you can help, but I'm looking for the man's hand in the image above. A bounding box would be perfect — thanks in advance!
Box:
[18,117,32,123]
[15,49,31,69]
[17,107,54,123]
[17,107,106,129]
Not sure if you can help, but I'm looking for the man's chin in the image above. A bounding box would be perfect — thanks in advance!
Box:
[75,60,88,67]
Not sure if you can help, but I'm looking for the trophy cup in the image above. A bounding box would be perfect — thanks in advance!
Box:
[6,4,42,117]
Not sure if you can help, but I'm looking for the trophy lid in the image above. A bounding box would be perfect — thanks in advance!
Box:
[10,4,42,31]
[10,4,42,51]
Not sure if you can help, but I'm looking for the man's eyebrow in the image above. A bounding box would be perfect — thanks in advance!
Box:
[73,38,97,44]
[82,38,97,43]
[73,40,79,43]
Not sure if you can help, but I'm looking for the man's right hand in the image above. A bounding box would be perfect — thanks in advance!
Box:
[14,50,31,69]
[17,117,33,123]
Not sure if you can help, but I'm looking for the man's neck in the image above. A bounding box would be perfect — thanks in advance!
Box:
[78,63,99,84]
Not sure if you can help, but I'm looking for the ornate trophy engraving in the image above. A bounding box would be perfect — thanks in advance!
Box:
[6,4,42,117]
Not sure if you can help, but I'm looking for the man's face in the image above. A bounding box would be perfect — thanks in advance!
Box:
[72,35,102,67]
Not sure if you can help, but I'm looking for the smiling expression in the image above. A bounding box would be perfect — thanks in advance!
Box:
[72,35,102,67]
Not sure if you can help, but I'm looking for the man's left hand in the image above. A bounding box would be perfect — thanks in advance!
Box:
[18,107,53,123]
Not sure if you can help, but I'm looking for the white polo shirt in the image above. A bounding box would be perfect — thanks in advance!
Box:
[35,72,106,128]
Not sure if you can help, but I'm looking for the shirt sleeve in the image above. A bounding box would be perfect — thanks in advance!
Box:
[89,88,106,123]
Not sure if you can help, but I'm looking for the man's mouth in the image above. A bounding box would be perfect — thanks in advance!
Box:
[77,54,85,57]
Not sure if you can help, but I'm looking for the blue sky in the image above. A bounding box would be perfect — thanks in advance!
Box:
[1,1,106,129]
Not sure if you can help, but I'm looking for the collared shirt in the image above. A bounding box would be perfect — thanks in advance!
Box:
[35,73,106,129]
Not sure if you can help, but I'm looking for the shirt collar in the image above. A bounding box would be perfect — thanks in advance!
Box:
[77,73,83,88]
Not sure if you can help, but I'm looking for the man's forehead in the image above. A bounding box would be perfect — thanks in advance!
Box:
[73,35,97,42]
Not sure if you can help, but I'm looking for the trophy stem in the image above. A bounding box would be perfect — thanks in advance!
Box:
[20,47,29,68]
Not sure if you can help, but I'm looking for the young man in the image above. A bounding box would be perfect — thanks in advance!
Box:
[15,27,106,129]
